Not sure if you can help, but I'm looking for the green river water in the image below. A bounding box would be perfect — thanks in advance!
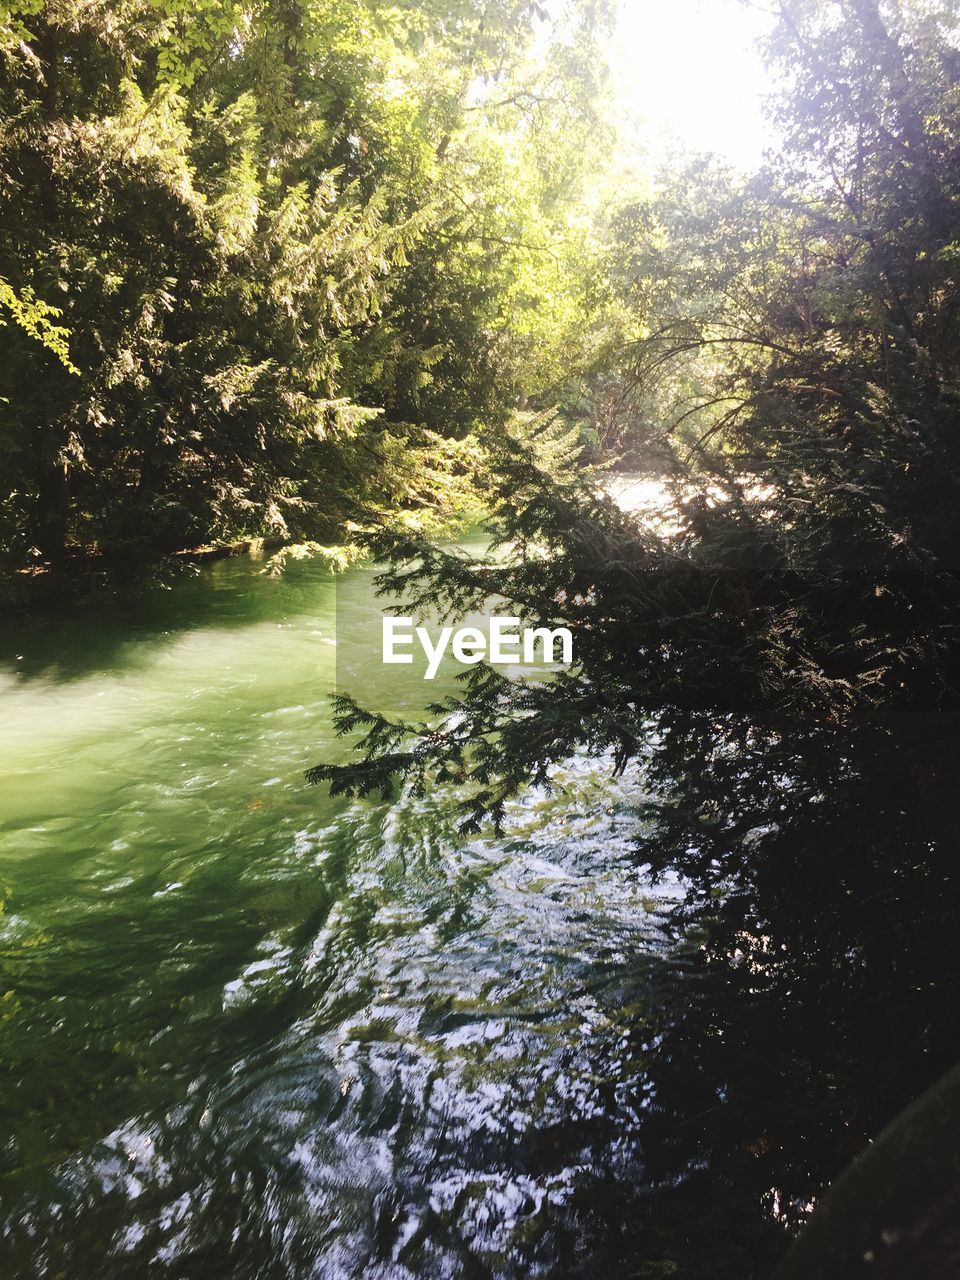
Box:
[0,530,679,1278]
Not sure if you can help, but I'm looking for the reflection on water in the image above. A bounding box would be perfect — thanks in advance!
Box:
[0,551,679,1277]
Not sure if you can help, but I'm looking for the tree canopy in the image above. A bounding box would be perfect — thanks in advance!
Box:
[0,0,612,579]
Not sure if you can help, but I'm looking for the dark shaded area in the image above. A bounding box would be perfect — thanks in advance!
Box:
[773,1061,960,1280]
[0,554,337,684]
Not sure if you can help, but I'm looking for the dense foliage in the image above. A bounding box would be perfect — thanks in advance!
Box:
[314,2,960,1274]
[0,0,611,582]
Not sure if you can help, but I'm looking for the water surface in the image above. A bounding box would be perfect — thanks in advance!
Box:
[0,543,675,1278]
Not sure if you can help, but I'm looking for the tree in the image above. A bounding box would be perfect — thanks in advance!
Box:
[0,0,613,579]
[312,3,960,1272]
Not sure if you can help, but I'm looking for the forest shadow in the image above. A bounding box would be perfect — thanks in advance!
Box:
[0,555,340,685]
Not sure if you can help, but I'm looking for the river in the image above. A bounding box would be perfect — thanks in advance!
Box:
[0,524,681,1278]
